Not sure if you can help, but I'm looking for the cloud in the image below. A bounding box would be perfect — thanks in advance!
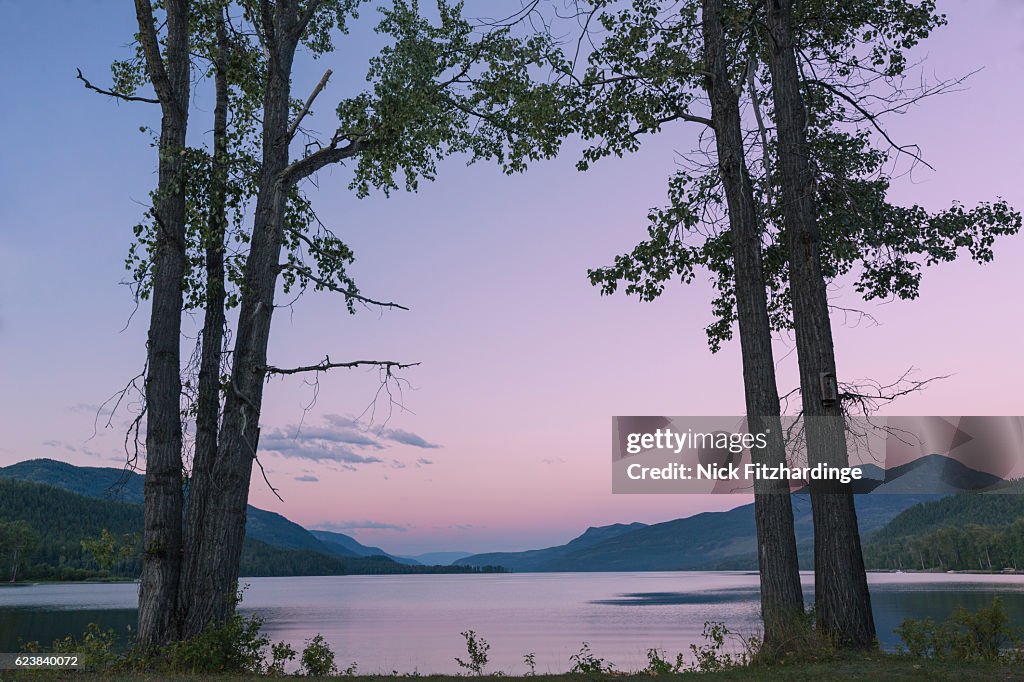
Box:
[541,457,566,465]
[315,520,409,533]
[294,474,319,482]
[259,415,439,467]
[381,428,441,449]
[416,457,433,467]
[259,430,383,464]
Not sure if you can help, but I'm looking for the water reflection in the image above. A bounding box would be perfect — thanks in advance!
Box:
[2,573,1023,673]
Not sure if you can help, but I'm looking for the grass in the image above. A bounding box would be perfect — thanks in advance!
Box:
[4,654,1024,682]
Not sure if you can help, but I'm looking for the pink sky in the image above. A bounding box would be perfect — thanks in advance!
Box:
[1,0,1022,555]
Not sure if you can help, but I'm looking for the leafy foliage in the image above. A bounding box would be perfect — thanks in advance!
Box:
[455,629,490,675]
[574,0,1021,351]
[568,641,615,674]
[300,633,339,676]
[896,598,1024,662]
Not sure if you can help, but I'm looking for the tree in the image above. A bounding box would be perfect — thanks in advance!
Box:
[700,0,804,646]
[571,0,1019,649]
[0,520,40,583]
[81,528,140,571]
[102,0,570,641]
[762,0,873,647]
[131,0,192,648]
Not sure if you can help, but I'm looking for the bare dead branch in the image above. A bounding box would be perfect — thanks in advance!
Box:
[278,262,410,311]
[77,68,160,104]
[263,356,420,376]
[287,68,333,142]
[805,77,935,171]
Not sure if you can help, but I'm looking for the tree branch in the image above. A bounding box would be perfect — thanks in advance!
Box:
[287,68,333,142]
[134,0,174,106]
[805,77,935,171]
[279,262,409,310]
[76,68,160,104]
[264,357,420,376]
[280,136,373,186]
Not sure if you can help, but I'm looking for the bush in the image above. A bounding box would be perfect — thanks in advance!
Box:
[301,633,338,676]
[568,642,614,674]
[896,597,1022,662]
[50,623,120,671]
[643,647,684,675]
[163,613,271,674]
[455,630,490,675]
[268,640,297,676]
[687,621,755,673]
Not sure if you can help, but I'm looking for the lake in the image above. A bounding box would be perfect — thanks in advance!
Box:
[2,572,1023,674]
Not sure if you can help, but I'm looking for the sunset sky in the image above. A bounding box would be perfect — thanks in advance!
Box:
[1,0,1022,556]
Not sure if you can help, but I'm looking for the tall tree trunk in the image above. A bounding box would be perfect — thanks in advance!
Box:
[179,3,230,633]
[178,3,301,637]
[701,0,804,648]
[134,0,191,647]
[763,0,875,649]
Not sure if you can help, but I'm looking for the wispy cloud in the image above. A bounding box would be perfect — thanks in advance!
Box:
[294,474,319,482]
[381,428,441,449]
[259,415,440,466]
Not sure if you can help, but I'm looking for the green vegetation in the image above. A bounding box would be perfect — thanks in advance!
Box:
[0,519,39,582]
[896,598,1023,662]
[455,631,491,676]
[865,483,1024,571]
[14,604,1024,679]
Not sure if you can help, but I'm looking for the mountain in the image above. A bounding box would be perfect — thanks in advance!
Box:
[0,459,343,556]
[868,453,1004,495]
[455,495,939,572]
[402,551,473,566]
[310,530,420,565]
[0,469,484,579]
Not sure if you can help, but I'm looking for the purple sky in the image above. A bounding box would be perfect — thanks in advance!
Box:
[1,0,1023,555]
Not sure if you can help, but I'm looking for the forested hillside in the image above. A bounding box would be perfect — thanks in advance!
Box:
[864,482,1024,571]
[0,478,492,580]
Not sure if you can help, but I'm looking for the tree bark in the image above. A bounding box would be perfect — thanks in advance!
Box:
[179,3,230,634]
[701,0,804,648]
[134,0,190,648]
[763,0,875,649]
[178,1,301,637]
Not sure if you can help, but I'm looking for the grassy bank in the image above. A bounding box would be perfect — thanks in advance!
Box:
[5,655,1024,681]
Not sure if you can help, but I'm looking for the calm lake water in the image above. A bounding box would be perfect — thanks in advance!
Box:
[2,572,1023,674]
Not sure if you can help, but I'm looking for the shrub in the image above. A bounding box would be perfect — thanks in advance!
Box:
[455,630,490,675]
[687,621,753,673]
[301,633,338,676]
[568,642,614,674]
[163,613,270,674]
[643,647,684,675]
[267,640,297,676]
[896,597,1022,662]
